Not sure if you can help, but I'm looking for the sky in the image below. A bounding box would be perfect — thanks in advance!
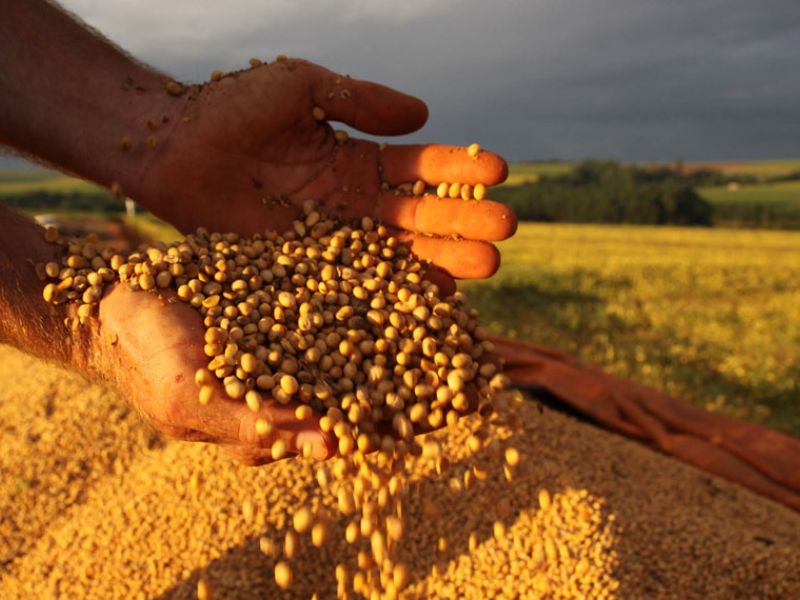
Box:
[4,0,800,166]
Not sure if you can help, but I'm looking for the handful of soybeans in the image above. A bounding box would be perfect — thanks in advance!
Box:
[39,202,522,599]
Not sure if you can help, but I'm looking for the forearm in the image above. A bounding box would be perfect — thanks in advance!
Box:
[0,0,183,200]
[0,205,92,369]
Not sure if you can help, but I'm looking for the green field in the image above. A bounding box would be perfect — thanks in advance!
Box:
[506,158,800,183]
[0,174,101,197]
[684,159,800,178]
[504,162,574,185]
[698,180,800,228]
[462,223,800,436]
[698,180,800,205]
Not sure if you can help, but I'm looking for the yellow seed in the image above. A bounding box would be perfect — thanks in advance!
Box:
[77,303,92,321]
[345,520,360,544]
[256,374,275,390]
[280,374,299,396]
[338,488,355,515]
[311,521,328,547]
[284,530,299,559]
[155,271,171,288]
[138,273,155,291]
[412,180,426,196]
[165,80,184,96]
[539,488,552,510]
[466,435,482,453]
[460,183,472,201]
[198,385,213,405]
[338,435,355,456]
[197,577,214,600]
[42,283,57,303]
[210,69,223,81]
[473,464,489,481]
[467,143,481,158]
[436,182,449,198]
[255,418,273,437]
[312,106,326,121]
[468,532,478,552]
[295,405,313,420]
[334,130,349,144]
[448,182,461,199]
[386,515,403,541]
[293,506,313,534]
[248,57,262,68]
[271,440,288,460]
[473,183,486,201]
[44,262,60,278]
[393,563,409,591]
[242,498,255,523]
[447,370,464,392]
[493,520,506,540]
[245,390,262,412]
[277,291,296,308]
[505,446,520,467]
[240,353,257,373]
[225,379,245,400]
[44,226,59,242]
[274,561,293,590]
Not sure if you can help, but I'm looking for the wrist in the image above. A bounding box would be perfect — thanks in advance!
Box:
[0,207,87,369]
[80,78,190,204]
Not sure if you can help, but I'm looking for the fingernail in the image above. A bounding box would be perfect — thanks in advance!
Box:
[297,431,330,460]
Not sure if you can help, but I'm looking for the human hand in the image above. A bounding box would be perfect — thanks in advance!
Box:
[137,59,516,282]
[90,284,336,465]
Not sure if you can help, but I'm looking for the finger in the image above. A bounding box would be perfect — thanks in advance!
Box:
[380,144,508,186]
[396,232,501,279]
[377,194,517,241]
[313,71,428,136]
[185,389,335,461]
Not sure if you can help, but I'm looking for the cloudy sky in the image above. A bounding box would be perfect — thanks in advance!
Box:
[6,0,800,165]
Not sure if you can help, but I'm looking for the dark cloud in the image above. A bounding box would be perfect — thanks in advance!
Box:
[4,0,800,166]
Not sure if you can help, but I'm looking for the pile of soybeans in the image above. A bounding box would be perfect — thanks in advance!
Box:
[1,207,799,598]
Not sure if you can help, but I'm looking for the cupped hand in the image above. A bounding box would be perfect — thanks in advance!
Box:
[139,59,516,282]
[91,284,336,466]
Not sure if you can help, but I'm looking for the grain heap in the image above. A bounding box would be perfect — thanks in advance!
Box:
[38,202,520,598]
[4,344,800,599]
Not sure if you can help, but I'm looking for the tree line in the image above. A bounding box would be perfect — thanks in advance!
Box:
[493,161,713,226]
[493,161,800,228]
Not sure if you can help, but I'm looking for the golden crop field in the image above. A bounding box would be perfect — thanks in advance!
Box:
[461,223,800,436]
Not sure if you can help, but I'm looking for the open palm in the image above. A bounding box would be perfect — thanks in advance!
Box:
[139,59,516,281]
[94,284,336,465]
